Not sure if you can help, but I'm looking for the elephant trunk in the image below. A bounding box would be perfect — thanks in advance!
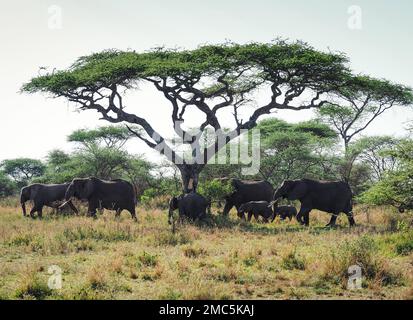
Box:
[64,183,74,201]
[59,184,74,210]
[271,200,279,222]
[273,188,284,201]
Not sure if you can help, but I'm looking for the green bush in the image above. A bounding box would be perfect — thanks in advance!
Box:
[394,231,413,256]
[281,249,306,270]
[198,179,234,202]
[323,236,404,287]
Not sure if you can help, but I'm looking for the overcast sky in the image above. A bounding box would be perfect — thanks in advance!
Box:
[0,0,412,163]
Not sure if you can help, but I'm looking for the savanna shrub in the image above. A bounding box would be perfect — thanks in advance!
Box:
[323,236,403,287]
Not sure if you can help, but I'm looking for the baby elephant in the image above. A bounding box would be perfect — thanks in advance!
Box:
[273,205,297,221]
[238,201,274,223]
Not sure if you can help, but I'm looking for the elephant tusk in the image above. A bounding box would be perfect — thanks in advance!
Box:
[59,199,71,209]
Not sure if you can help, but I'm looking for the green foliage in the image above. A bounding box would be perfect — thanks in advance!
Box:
[394,232,413,256]
[256,118,339,186]
[14,274,53,300]
[68,125,137,149]
[349,136,400,181]
[359,139,413,207]
[1,158,45,187]
[324,236,404,287]
[137,251,158,267]
[22,41,350,97]
[31,126,153,188]
[281,249,306,270]
[198,179,234,202]
[140,177,180,204]
[0,172,17,196]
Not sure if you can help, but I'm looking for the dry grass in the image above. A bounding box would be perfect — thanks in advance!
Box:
[0,201,412,300]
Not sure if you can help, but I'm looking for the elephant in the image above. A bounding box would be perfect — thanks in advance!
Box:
[273,203,297,221]
[20,183,78,218]
[222,179,274,216]
[168,192,209,224]
[237,201,274,222]
[273,179,355,227]
[62,177,137,220]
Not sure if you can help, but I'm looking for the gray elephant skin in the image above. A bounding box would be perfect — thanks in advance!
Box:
[237,201,273,222]
[20,183,78,218]
[273,204,297,221]
[169,192,209,224]
[64,177,137,220]
[273,179,355,227]
[223,179,273,215]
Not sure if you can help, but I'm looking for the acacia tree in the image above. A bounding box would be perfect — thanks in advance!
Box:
[0,158,45,187]
[256,118,338,185]
[350,136,400,181]
[23,40,383,192]
[68,125,135,150]
[316,76,413,180]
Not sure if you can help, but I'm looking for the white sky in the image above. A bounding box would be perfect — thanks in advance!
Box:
[0,0,412,163]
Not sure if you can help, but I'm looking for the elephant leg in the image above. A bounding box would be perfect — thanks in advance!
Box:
[345,211,356,227]
[326,213,339,227]
[115,208,122,219]
[253,212,260,222]
[130,208,137,221]
[223,201,233,216]
[303,212,309,226]
[270,212,276,223]
[37,205,44,219]
[87,200,98,218]
[67,201,79,215]
[29,206,37,219]
[247,211,253,222]
[296,207,310,226]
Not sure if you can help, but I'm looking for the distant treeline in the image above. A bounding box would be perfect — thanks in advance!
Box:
[1,120,412,210]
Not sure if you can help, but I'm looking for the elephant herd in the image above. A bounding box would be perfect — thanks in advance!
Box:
[20,176,355,228]
[20,177,137,221]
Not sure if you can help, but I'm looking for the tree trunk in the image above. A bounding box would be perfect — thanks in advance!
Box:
[178,164,203,193]
[342,140,353,183]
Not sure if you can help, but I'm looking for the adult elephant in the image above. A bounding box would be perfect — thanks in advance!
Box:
[62,177,137,221]
[222,179,273,216]
[273,179,355,227]
[20,183,78,218]
[168,192,209,224]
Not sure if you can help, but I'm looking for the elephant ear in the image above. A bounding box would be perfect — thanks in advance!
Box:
[288,181,307,200]
[169,197,178,210]
[83,179,95,199]
[29,185,40,200]
[231,179,242,190]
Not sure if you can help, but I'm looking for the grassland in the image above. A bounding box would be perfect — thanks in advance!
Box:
[0,198,412,300]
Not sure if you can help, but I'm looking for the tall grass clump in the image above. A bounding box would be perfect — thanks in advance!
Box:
[281,249,306,270]
[322,235,404,287]
[14,273,53,300]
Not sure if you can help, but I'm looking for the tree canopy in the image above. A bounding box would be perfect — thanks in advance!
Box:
[22,40,413,192]
[1,158,45,187]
